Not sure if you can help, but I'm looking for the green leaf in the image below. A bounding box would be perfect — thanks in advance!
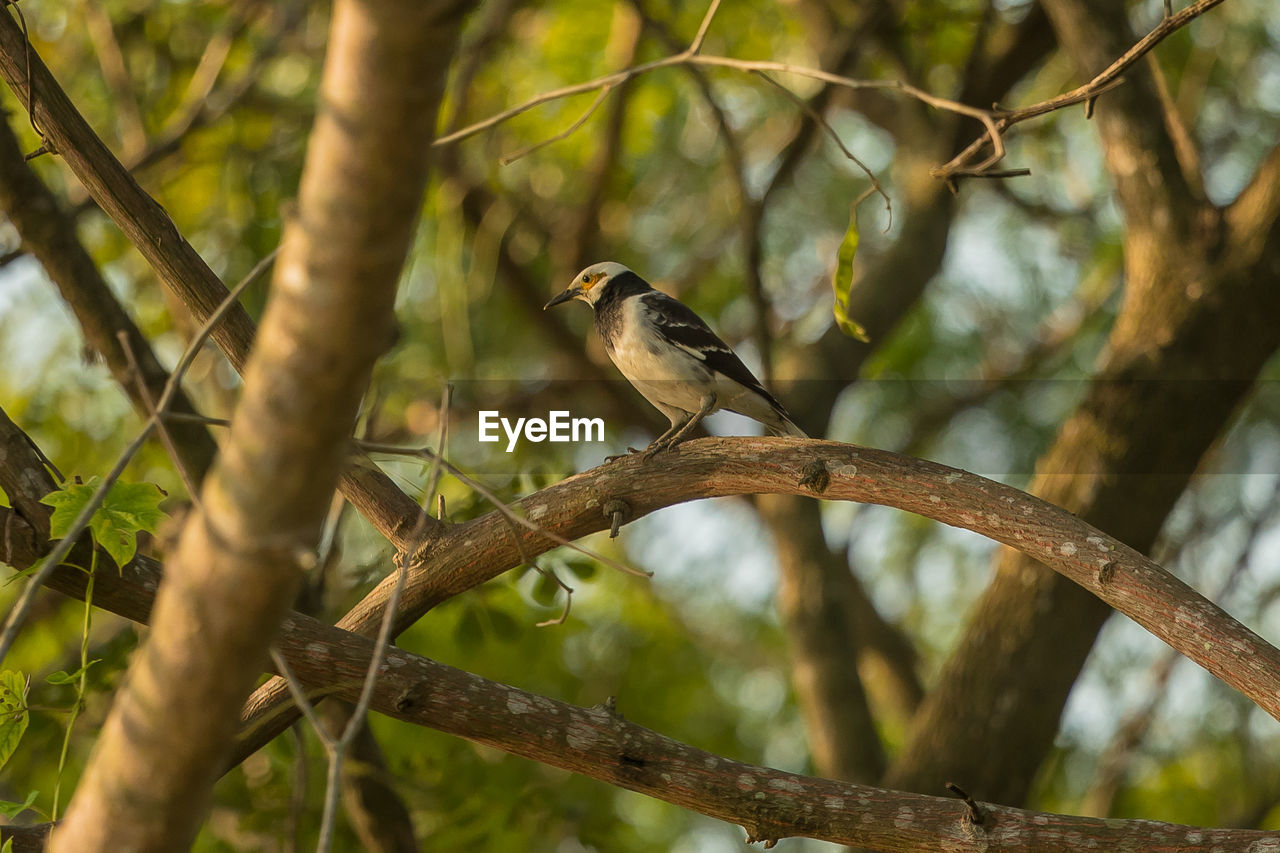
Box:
[40,478,168,569]
[0,671,29,771]
[0,790,38,820]
[831,204,870,343]
[45,660,102,686]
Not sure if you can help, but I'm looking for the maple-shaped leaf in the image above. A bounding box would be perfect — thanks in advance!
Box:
[40,478,168,570]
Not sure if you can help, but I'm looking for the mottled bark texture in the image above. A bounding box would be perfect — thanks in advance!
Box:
[47,2,470,850]
[884,0,1280,804]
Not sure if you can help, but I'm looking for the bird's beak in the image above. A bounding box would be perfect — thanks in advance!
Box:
[543,287,578,310]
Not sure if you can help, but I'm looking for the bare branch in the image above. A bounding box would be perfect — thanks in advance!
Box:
[499,84,614,165]
[936,0,1227,179]
[268,604,1280,851]
[438,0,1227,184]
[0,5,448,553]
[753,70,891,222]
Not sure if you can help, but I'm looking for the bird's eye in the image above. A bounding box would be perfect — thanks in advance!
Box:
[582,274,591,283]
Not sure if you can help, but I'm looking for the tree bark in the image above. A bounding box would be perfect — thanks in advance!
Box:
[47,2,469,850]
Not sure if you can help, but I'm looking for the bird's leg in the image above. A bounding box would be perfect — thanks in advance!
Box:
[645,394,715,459]
[640,412,692,461]
[604,447,643,462]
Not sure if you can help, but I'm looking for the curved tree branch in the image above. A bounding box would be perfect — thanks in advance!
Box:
[234,436,1280,761]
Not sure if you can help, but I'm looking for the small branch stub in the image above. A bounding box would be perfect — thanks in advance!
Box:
[602,498,630,538]
[744,829,781,849]
[946,782,985,828]
[798,459,830,494]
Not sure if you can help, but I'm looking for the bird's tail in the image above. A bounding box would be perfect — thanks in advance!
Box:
[766,410,808,439]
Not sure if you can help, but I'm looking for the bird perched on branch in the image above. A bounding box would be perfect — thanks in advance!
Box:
[545,261,807,458]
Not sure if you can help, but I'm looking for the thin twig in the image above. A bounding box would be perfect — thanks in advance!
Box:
[499,85,614,165]
[945,782,984,826]
[117,331,202,507]
[534,563,574,628]
[270,648,332,744]
[358,440,652,580]
[687,0,721,55]
[311,385,453,851]
[935,0,1224,178]
[368,395,580,627]
[315,545,407,853]
[1,0,45,148]
[421,385,452,521]
[753,70,891,226]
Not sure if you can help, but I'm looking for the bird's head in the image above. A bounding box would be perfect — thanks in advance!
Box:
[544,261,632,310]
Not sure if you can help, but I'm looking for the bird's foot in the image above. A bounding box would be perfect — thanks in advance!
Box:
[641,438,687,461]
[605,447,642,463]
[640,442,666,461]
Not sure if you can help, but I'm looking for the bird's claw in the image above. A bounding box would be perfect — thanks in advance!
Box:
[605,447,643,463]
[641,439,685,461]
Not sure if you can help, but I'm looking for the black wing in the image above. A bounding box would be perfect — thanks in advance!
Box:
[639,291,782,407]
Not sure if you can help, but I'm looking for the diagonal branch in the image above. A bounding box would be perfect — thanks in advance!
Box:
[936,0,1228,180]
[267,603,1280,851]
[0,6,446,552]
[46,0,470,848]
[0,113,219,481]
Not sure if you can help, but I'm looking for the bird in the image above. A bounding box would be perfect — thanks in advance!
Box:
[544,261,807,458]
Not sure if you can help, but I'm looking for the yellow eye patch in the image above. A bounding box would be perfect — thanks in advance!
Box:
[580,272,602,289]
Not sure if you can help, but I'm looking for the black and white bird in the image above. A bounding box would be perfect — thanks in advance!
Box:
[545,261,807,457]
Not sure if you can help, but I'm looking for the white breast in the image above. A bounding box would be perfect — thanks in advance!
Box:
[606,298,715,415]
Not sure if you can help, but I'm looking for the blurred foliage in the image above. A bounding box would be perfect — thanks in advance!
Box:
[0,0,1279,849]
